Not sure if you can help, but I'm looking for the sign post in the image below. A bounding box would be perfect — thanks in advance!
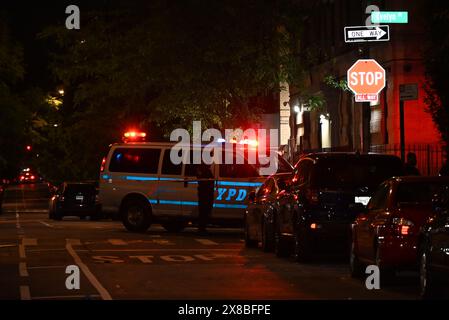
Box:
[399,84,419,161]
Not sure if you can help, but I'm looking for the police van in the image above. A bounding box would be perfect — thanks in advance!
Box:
[99,136,292,232]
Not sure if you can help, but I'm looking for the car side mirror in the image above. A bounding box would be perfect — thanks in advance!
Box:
[248,190,256,203]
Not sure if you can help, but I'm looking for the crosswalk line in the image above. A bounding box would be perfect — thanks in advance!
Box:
[194,238,219,246]
[108,239,127,246]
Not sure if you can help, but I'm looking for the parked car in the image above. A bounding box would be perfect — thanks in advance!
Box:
[49,182,101,220]
[274,152,405,261]
[245,173,293,251]
[351,176,449,280]
[418,186,449,298]
[0,183,4,214]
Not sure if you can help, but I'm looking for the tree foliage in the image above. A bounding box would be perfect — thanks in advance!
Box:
[424,2,449,156]
[0,17,29,178]
[34,1,308,181]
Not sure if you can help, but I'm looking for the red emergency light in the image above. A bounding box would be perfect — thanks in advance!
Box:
[123,131,147,142]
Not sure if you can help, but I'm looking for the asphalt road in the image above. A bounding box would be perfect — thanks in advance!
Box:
[0,183,421,300]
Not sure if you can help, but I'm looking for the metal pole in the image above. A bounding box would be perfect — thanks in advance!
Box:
[400,99,405,161]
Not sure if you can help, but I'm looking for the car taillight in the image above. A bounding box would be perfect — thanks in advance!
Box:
[306,189,320,205]
[60,196,65,202]
[30,175,35,180]
[100,157,106,173]
[392,217,414,236]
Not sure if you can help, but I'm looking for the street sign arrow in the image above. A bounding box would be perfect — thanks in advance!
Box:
[344,25,389,43]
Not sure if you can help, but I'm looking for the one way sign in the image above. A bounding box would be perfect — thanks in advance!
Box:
[344,25,389,43]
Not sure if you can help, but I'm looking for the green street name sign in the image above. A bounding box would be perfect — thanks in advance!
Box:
[371,11,408,24]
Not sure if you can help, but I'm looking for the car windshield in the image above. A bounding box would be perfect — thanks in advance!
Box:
[312,157,403,188]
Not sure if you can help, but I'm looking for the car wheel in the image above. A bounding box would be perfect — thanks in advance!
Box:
[244,217,258,248]
[53,212,62,221]
[293,225,311,263]
[419,249,439,299]
[162,221,187,233]
[261,219,274,252]
[121,198,152,232]
[375,242,395,284]
[350,238,363,278]
[274,224,289,257]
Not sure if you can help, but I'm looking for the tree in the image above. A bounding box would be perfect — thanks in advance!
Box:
[36,0,307,180]
[424,2,449,159]
[0,16,29,178]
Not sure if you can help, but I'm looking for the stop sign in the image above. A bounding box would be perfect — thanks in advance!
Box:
[347,59,385,101]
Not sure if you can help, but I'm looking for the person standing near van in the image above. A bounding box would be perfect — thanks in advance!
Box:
[196,164,215,234]
[404,152,420,176]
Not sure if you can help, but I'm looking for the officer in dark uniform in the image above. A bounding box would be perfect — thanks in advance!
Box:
[404,152,420,176]
[196,164,215,234]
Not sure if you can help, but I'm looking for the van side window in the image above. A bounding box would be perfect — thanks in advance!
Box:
[161,149,182,175]
[109,148,161,174]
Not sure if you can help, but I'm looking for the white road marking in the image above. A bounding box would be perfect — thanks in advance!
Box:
[65,239,112,300]
[108,239,127,246]
[90,248,239,252]
[20,286,31,300]
[0,244,16,248]
[32,294,101,300]
[39,221,54,228]
[160,255,195,262]
[195,238,219,246]
[18,238,37,259]
[27,265,67,270]
[19,262,29,277]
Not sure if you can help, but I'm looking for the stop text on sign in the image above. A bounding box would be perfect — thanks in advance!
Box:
[349,71,383,86]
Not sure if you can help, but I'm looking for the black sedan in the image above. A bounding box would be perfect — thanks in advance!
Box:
[419,196,449,299]
[244,173,292,252]
[49,182,101,220]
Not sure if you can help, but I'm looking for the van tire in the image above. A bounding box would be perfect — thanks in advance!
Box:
[121,198,152,232]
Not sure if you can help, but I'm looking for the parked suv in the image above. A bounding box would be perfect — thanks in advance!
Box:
[274,152,404,261]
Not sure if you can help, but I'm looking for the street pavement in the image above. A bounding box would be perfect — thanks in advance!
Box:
[0,183,420,300]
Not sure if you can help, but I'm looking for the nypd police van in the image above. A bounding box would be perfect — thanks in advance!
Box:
[99,138,292,232]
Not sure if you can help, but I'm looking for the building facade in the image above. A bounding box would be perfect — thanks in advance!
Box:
[282,0,442,174]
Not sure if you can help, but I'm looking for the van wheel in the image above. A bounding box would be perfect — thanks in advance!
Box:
[162,221,186,233]
[121,198,152,232]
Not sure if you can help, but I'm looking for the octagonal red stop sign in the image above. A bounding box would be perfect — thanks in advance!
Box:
[347,59,385,102]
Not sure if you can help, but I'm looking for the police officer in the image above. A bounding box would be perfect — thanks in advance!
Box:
[404,152,420,176]
[196,164,215,234]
